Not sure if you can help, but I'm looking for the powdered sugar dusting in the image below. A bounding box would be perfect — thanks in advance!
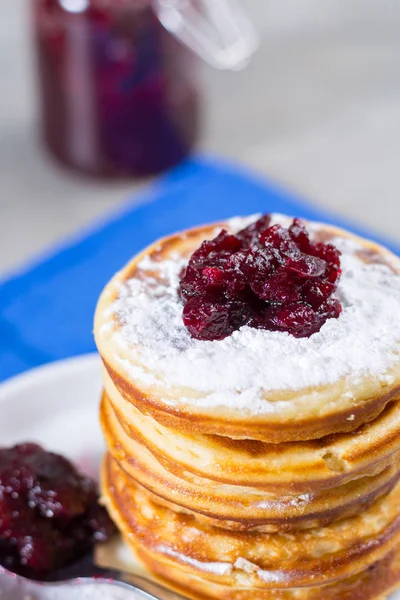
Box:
[157,545,233,575]
[155,548,290,584]
[108,214,400,411]
[234,557,290,584]
[253,493,312,510]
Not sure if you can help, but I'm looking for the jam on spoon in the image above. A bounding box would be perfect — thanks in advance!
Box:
[0,443,116,580]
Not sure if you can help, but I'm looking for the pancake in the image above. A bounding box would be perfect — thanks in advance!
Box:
[95,214,400,443]
[95,213,400,599]
[101,391,400,532]
[102,454,400,592]
[128,548,400,600]
[103,367,400,494]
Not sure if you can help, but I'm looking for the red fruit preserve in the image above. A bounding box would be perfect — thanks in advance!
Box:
[32,0,200,178]
[0,443,116,579]
[180,216,342,341]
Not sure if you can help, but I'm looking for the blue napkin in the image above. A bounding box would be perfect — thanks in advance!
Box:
[0,157,398,382]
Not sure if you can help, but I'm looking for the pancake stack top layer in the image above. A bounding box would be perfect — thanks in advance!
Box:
[94,214,400,599]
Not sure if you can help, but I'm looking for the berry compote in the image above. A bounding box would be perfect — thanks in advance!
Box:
[179,215,342,341]
[0,443,116,579]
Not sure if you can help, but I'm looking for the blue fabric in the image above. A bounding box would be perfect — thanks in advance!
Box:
[0,156,398,382]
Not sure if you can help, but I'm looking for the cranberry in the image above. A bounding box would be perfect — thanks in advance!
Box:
[179,215,342,340]
[183,297,250,341]
[0,444,116,579]
[236,214,272,244]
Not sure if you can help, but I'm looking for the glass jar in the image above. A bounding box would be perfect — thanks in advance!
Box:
[32,0,258,179]
[32,0,200,178]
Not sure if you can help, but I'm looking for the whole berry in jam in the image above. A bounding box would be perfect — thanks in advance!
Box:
[179,215,342,341]
[0,443,116,579]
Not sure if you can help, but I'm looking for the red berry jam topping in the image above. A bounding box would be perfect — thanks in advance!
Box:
[179,215,342,341]
[0,443,116,579]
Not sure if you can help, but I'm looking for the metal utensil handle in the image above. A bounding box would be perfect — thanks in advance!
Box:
[155,0,259,70]
[120,571,189,600]
[93,568,189,600]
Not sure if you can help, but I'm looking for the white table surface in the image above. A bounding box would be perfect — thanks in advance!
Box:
[1,0,400,278]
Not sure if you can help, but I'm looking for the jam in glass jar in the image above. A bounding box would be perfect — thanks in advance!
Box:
[32,0,201,178]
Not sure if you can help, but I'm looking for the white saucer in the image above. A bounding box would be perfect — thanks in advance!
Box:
[0,354,141,599]
[0,354,104,472]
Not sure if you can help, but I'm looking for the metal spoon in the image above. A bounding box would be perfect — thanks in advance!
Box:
[0,551,188,600]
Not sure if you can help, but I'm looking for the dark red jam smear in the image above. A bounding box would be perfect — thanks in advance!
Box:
[0,443,116,580]
[179,215,342,341]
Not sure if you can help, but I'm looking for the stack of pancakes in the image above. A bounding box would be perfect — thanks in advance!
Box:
[95,216,400,599]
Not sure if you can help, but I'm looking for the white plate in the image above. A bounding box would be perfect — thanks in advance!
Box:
[0,354,142,599]
[0,355,399,600]
[0,354,104,470]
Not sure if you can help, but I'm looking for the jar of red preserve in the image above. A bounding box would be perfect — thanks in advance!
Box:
[32,0,258,178]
